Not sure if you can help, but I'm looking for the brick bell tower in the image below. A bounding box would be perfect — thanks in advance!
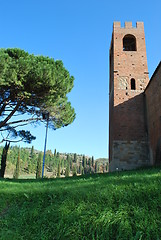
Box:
[109,22,150,171]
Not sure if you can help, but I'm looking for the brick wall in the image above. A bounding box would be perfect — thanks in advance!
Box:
[112,22,149,140]
[109,22,150,171]
[145,62,161,164]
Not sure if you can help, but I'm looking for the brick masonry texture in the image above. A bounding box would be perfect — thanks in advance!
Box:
[109,22,161,172]
[145,62,161,164]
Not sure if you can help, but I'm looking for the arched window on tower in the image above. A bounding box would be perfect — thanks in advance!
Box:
[123,35,136,51]
[131,78,136,90]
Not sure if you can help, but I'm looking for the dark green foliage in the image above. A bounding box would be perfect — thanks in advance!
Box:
[88,158,92,167]
[66,154,70,162]
[30,146,34,158]
[27,159,32,174]
[106,163,109,172]
[0,142,10,178]
[82,155,86,168]
[54,149,56,157]
[28,146,37,173]
[0,48,75,176]
[92,156,94,167]
[56,152,60,158]
[0,48,75,143]
[57,163,61,177]
[65,164,70,177]
[61,158,64,169]
[79,164,83,175]
[72,165,77,176]
[95,161,99,173]
[1,145,107,178]
[13,149,20,179]
[66,154,72,170]
[0,167,161,239]
[36,152,42,179]
[74,153,77,163]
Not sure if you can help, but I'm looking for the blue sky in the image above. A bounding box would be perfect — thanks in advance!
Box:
[0,0,160,159]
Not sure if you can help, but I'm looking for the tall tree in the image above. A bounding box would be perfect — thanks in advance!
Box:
[79,164,83,175]
[0,48,75,175]
[0,142,10,178]
[72,165,77,176]
[106,163,109,172]
[61,158,64,169]
[92,156,94,167]
[82,155,86,168]
[56,152,60,159]
[30,146,37,172]
[54,149,56,157]
[88,158,92,167]
[30,146,34,159]
[57,163,61,177]
[67,154,72,170]
[74,153,77,163]
[65,164,70,177]
[36,152,42,179]
[95,161,99,173]
[0,48,75,143]
[13,149,20,179]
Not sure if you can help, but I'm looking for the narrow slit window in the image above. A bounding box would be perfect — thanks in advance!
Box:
[131,78,136,90]
[123,34,136,51]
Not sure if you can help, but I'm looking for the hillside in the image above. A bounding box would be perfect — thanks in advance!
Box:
[0,146,108,179]
[0,166,161,239]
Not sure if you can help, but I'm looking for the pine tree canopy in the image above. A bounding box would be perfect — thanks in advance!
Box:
[0,48,76,143]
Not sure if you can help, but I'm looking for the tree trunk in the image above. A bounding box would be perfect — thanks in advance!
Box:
[0,142,10,178]
[0,100,22,128]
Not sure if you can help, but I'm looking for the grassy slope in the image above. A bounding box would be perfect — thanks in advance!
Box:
[0,167,161,240]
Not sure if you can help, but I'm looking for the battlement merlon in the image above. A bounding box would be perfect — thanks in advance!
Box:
[113,22,121,29]
[113,21,144,29]
[136,22,144,29]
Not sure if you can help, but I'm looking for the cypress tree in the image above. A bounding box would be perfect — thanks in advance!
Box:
[0,142,10,178]
[65,164,70,177]
[92,156,94,167]
[82,155,86,167]
[95,161,99,173]
[30,146,34,158]
[72,165,77,176]
[57,163,61,177]
[106,163,109,172]
[89,158,91,167]
[86,158,88,166]
[79,164,82,175]
[67,154,72,170]
[13,149,20,179]
[61,158,64,169]
[56,152,60,159]
[28,159,32,173]
[30,145,37,172]
[36,152,42,179]
[54,149,56,157]
[74,153,77,163]
[66,154,70,162]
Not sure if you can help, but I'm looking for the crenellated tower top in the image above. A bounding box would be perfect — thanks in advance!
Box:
[113,21,144,29]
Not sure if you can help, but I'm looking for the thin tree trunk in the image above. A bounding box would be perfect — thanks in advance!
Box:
[0,142,10,178]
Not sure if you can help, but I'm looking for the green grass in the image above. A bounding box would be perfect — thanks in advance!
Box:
[0,167,161,240]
